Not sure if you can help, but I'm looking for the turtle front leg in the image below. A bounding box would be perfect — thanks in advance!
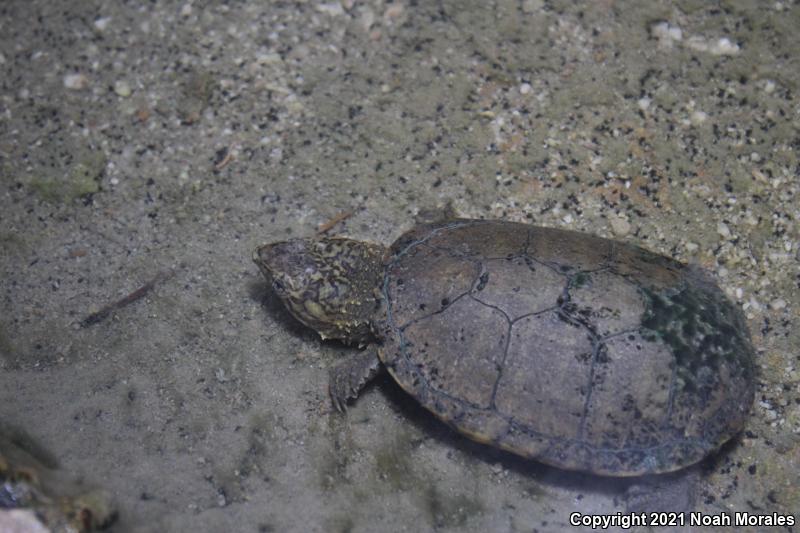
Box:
[329,347,382,411]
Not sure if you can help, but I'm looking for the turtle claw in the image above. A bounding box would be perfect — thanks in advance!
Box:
[331,394,347,413]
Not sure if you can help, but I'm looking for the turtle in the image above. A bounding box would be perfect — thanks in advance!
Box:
[253,218,755,477]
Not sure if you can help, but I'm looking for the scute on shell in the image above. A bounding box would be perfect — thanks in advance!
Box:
[379,220,755,476]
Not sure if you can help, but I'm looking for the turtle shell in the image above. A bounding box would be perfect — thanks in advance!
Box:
[378,219,755,476]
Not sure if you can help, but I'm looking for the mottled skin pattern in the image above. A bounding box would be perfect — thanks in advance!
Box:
[254,219,755,476]
[253,238,385,344]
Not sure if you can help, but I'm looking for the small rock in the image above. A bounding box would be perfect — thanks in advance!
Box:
[256,52,282,65]
[316,2,345,16]
[521,0,544,13]
[716,221,731,238]
[63,73,89,90]
[94,16,112,31]
[770,298,787,311]
[383,3,404,21]
[686,36,740,56]
[690,110,708,125]
[610,217,631,236]
[519,82,531,95]
[114,80,132,97]
[651,22,683,47]
[710,37,739,56]
[359,8,376,31]
[0,510,50,533]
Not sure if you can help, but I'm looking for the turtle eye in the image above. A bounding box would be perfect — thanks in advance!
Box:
[272,279,287,294]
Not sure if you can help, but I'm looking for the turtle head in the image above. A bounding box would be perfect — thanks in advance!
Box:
[253,237,386,345]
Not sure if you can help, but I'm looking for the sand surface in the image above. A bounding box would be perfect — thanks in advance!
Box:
[1,1,798,531]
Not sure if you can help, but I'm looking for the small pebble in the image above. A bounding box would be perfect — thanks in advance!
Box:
[651,22,683,46]
[256,52,282,65]
[690,110,708,125]
[114,80,132,97]
[521,0,544,13]
[684,36,740,56]
[716,221,731,238]
[359,8,376,31]
[519,82,531,95]
[316,2,344,16]
[94,17,111,31]
[710,37,739,56]
[610,217,631,236]
[63,73,89,90]
[383,3,404,21]
[637,97,651,111]
[770,298,787,311]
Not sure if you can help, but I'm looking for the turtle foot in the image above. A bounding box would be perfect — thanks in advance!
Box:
[329,348,381,412]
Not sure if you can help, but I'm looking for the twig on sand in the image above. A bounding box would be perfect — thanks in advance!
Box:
[214,146,235,170]
[81,270,173,327]
[317,211,353,234]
